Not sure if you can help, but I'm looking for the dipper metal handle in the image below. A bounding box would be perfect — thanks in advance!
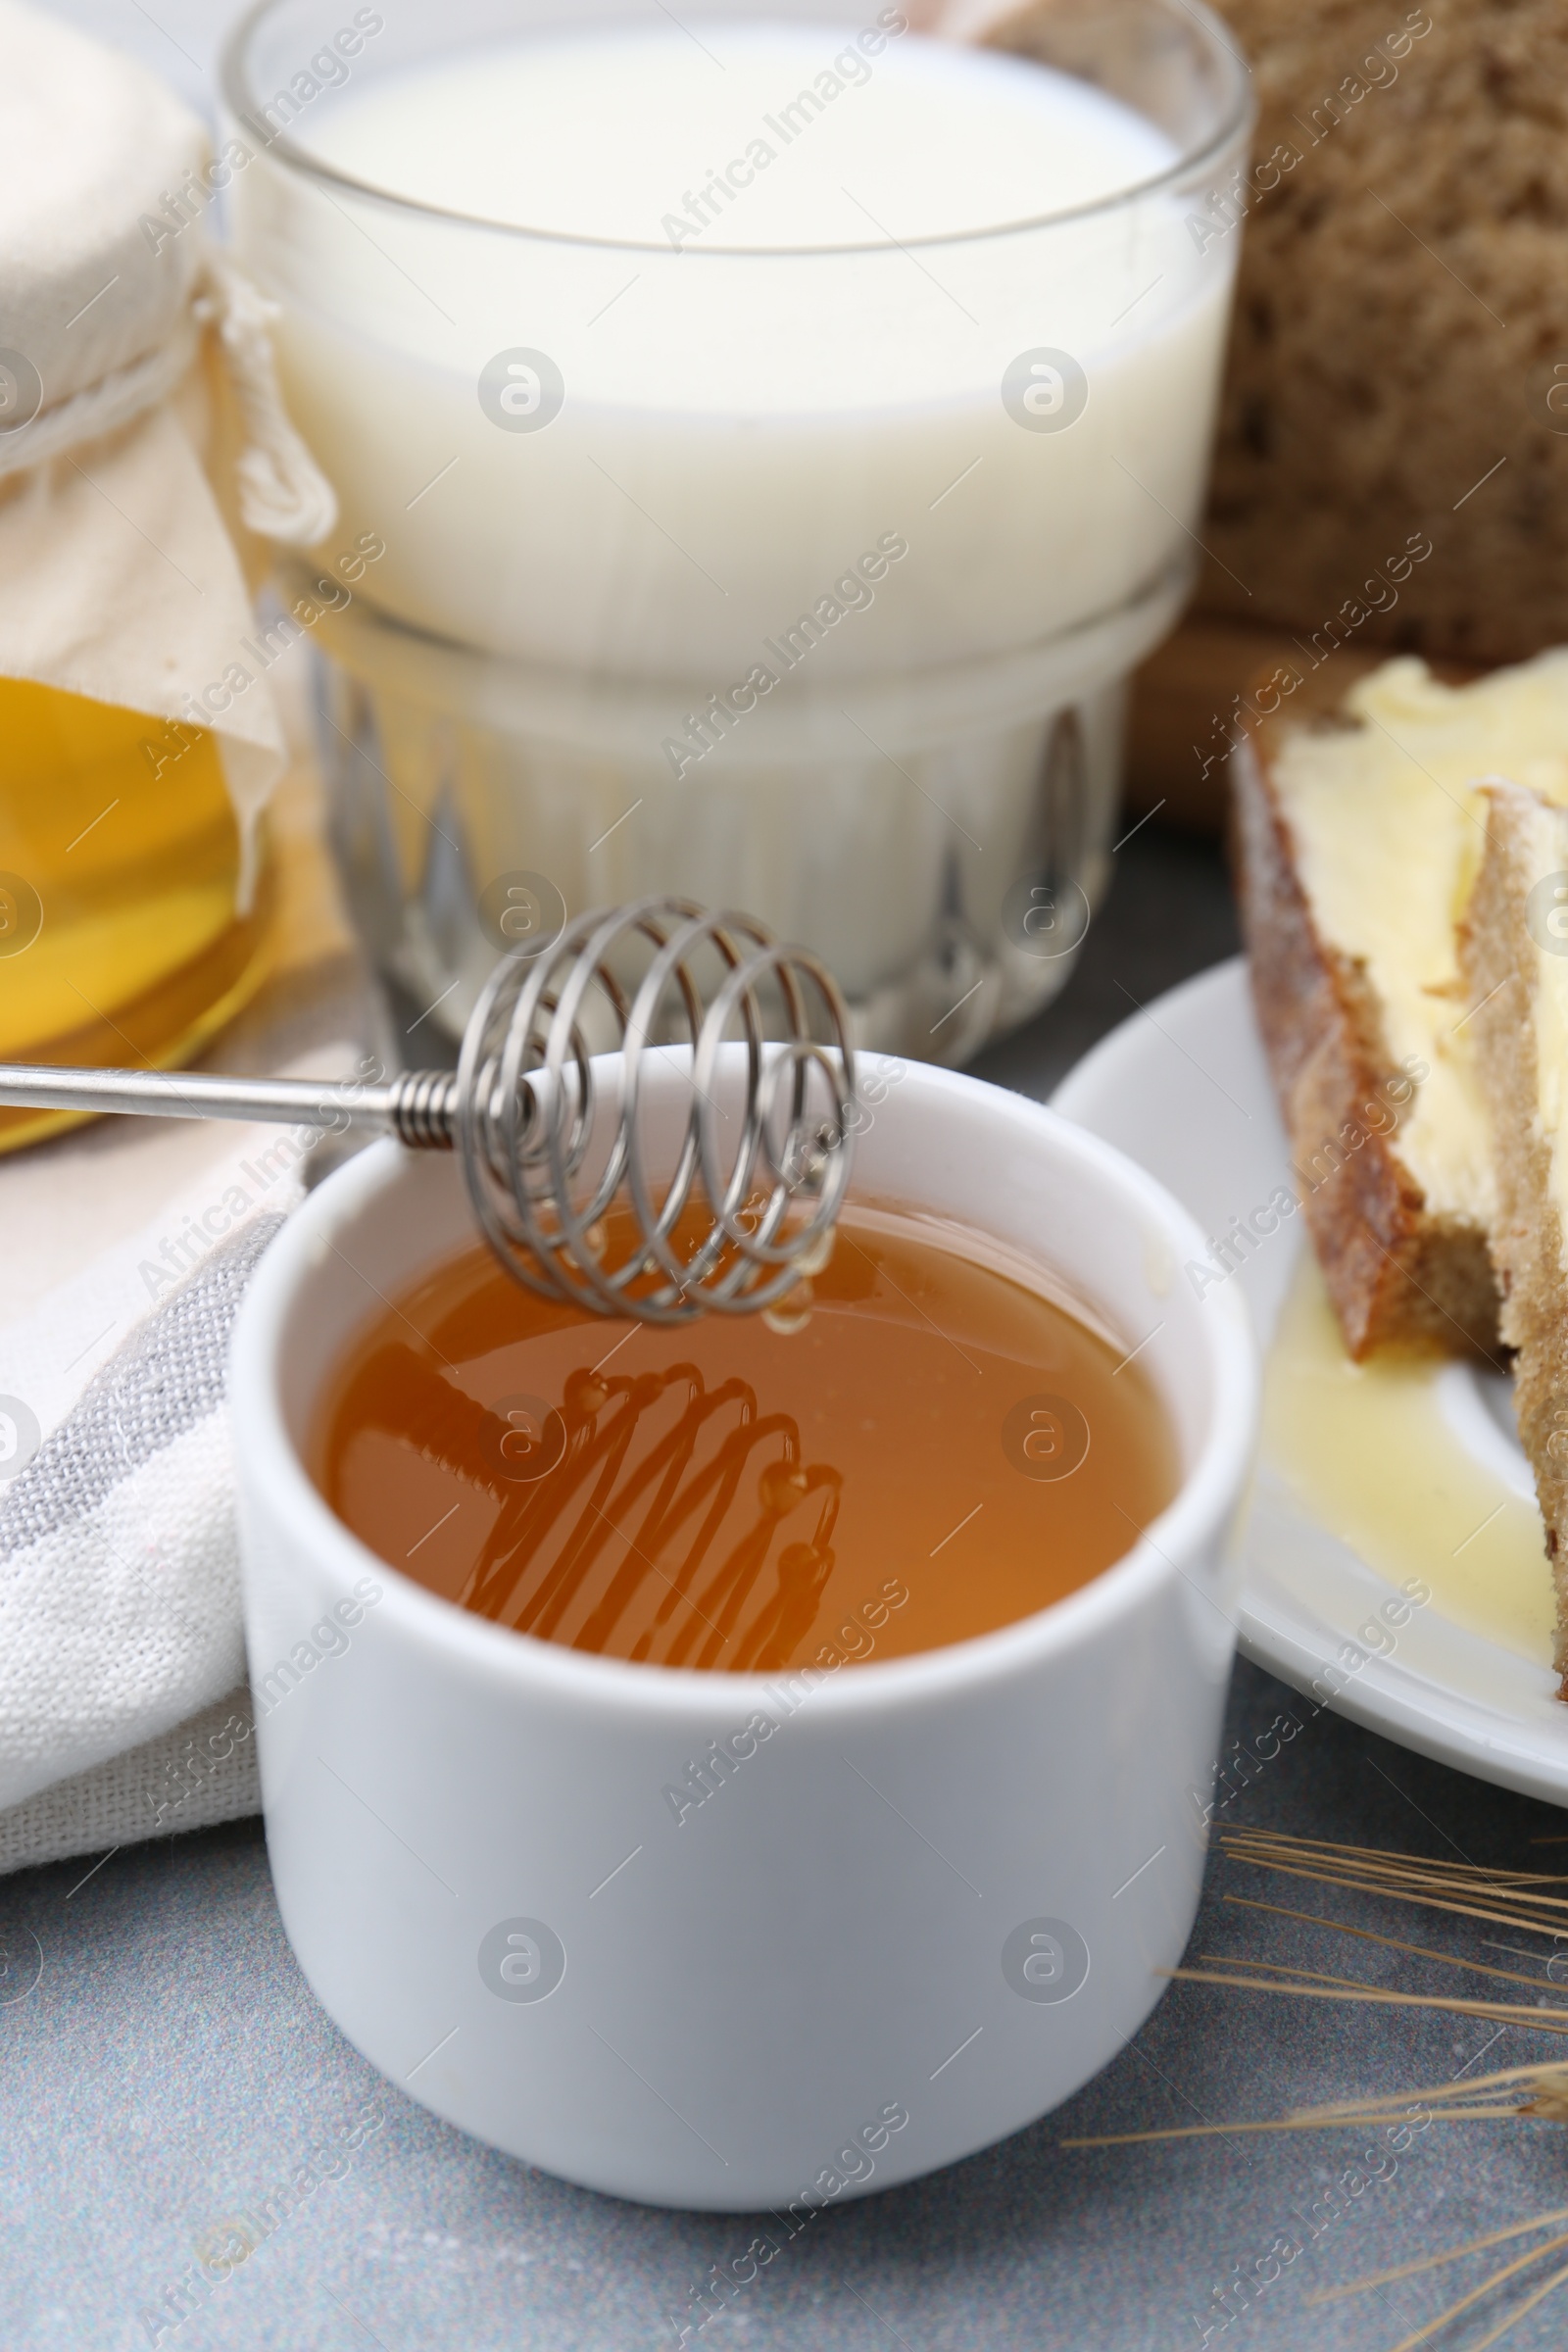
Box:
[0,1060,458,1138]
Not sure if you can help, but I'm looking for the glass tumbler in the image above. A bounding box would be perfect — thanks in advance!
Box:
[223,0,1250,1054]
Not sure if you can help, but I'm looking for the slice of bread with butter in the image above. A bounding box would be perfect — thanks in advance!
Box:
[1461,779,1568,1690]
[1230,653,1568,1356]
[1235,650,1568,1685]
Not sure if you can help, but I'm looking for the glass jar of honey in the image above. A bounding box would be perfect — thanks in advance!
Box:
[0,6,337,1152]
[0,681,274,1152]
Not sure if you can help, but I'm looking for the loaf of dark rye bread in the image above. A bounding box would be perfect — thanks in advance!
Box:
[950,0,1568,666]
[1195,0,1568,668]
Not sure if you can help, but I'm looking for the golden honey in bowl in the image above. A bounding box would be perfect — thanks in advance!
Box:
[0,679,274,1152]
[313,1203,1179,1670]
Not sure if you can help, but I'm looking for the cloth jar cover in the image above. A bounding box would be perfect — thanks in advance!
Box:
[0,0,336,876]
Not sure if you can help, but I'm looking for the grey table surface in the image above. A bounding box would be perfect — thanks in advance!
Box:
[8,821,1568,2352]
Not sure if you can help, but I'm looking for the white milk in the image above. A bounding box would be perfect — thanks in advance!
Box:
[236,18,1230,684]
[310,20,1174,247]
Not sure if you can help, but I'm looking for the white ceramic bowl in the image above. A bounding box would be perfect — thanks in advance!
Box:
[228,1056,1256,2210]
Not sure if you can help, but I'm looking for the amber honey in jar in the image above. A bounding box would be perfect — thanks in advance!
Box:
[0,9,349,1155]
[0,679,274,1153]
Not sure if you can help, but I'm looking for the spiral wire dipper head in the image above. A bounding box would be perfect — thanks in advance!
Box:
[453,898,857,1324]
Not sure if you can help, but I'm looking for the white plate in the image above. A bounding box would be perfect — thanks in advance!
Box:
[1053,956,1568,1807]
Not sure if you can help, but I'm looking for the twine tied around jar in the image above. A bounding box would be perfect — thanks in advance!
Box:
[0,246,335,552]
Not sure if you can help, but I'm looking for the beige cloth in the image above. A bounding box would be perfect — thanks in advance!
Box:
[0,714,387,1874]
[0,0,336,875]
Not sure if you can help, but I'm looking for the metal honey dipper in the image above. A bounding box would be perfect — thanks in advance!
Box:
[0,899,858,1325]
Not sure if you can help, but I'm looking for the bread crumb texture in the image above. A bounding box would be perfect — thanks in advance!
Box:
[1200,1,1568,662]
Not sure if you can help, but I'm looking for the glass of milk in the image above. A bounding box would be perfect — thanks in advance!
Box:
[221,0,1250,1053]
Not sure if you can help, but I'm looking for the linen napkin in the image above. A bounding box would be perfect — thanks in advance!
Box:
[0,1100,339,1866]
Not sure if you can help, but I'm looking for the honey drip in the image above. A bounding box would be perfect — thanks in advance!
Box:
[344,1346,845,1670]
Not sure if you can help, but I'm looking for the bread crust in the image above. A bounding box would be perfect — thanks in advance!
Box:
[1231,667,1500,1360]
[1458,783,1568,1691]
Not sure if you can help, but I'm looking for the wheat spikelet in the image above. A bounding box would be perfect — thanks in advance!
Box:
[1061,1826,1568,2345]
